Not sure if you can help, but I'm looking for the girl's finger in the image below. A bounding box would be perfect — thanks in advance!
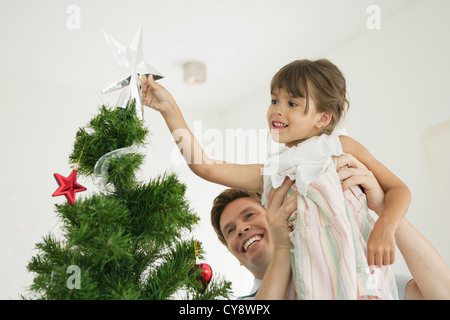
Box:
[367,252,375,270]
[148,73,155,85]
[369,265,379,275]
[390,250,396,265]
[374,252,383,269]
[382,251,390,266]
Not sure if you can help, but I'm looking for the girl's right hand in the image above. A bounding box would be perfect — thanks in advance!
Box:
[139,74,177,115]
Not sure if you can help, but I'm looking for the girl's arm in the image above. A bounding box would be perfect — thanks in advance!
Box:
[337,154,450,300]
[141,75,263,193]
[339,136,412,268]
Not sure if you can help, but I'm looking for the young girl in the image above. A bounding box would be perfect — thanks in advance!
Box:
[140,59,411,299]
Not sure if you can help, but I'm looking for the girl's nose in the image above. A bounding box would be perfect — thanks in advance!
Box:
[272,104,283,116]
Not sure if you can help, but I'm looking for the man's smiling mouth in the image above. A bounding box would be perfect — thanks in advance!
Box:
[242,234,263,252]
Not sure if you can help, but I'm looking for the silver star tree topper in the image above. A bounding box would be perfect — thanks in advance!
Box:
[101,26,164,119]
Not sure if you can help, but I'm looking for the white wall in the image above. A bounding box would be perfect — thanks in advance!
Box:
[328,0,450,277]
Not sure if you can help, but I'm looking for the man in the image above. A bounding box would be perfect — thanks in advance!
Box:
[211,154,450,299]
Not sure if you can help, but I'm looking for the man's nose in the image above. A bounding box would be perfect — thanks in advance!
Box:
[238,225,250,237]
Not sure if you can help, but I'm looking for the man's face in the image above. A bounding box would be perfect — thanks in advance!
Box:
[220,197,274,279]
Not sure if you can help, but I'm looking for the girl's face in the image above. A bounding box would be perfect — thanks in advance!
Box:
[267,88,323,147]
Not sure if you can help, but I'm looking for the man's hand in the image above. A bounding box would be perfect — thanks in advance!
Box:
[265,178,298,250]
[334,153,385,215]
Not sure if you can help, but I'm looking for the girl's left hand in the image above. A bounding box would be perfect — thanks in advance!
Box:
[367,218,396,268]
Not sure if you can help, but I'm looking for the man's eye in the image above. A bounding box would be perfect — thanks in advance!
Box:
[227,228,235,235]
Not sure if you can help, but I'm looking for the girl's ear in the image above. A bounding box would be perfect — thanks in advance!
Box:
[316,112,332,129]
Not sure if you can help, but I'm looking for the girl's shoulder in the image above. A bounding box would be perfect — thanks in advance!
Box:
[338,134,354,146]
[338,135,370,157]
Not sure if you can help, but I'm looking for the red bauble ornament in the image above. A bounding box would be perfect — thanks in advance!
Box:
[195,263,212,290]
[52,169,87,206]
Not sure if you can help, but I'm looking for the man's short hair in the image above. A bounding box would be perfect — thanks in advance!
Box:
[210,189,262,247]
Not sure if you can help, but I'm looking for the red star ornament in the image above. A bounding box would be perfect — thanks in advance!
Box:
[52,169,86,205]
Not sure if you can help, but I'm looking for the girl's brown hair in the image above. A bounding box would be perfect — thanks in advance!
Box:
[270,59,349,135]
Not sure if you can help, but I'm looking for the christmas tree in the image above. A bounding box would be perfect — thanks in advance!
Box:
[24,100,231,300]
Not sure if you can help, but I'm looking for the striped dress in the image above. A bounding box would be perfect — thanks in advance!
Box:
[262,132,398,300]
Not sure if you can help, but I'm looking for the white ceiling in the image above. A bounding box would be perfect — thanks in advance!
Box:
[0,0,417,114]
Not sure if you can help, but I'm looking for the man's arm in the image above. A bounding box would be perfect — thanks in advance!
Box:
[254,248,291,299]
[255,179,298,300]
[394,219,450,300]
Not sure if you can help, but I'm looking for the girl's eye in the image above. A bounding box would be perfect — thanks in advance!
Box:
[271,99,278,105]
[289,102,298,107]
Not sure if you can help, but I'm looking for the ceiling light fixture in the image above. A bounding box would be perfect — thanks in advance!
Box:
[183,61,206,85]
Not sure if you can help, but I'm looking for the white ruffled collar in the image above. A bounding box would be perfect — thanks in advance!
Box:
[261,130,345,207]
